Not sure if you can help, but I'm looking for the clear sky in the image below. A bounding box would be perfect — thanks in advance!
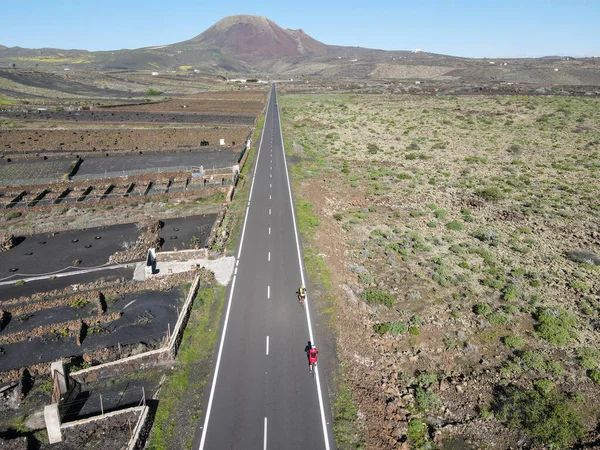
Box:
[1,0,598,58]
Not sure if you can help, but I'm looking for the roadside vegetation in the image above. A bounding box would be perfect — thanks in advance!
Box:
[147,283,225,449]
[280,92,600,449]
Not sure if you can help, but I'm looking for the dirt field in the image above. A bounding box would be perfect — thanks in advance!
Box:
[0,127,251,154]
[280,93,600,449]
[101,98,265,115]
[0,110,256,126]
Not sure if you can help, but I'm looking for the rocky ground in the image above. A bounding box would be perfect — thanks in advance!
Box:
[280,92,600,449]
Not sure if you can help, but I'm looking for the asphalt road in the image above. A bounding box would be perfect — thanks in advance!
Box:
[195,85,335,449]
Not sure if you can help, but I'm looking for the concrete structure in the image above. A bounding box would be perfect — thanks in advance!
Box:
[44,404,62,444]
[51,360,67,395]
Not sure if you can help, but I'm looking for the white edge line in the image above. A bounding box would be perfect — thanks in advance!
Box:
[198,83,271,450]
[264,417,268,450]
[275,85,332,450]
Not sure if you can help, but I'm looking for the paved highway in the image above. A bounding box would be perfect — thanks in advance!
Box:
[195,84,335,449]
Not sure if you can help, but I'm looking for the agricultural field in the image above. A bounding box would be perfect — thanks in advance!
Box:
[279,92,600,449]
[0,127,251,154]
[0,71,267,448]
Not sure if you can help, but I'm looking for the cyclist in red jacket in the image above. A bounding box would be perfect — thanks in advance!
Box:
[308,345,319,373]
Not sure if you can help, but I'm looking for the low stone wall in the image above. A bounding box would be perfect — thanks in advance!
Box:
[168,272,201,355]
[70,273,201,384]
[127,405,152,450]
[60,405,146,448]
[156,249,208,262]
[205,204,228,249]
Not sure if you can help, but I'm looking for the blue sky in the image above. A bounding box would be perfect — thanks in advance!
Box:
[1,0,598,58]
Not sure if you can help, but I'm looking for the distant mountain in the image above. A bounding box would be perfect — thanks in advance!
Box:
[187,15,327,59]
[0,15,599,86]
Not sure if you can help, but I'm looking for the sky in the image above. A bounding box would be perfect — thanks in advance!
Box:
[1,0,598,58]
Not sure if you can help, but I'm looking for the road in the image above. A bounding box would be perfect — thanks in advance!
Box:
[195,84,335,449]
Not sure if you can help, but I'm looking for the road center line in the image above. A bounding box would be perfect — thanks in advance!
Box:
[269,208,271,215]
[263,417,268,450]
[268,227,271,235]
[268,251,271,261]
[198,83,272,450]
[267,285,270,299]
[266,336,269,355]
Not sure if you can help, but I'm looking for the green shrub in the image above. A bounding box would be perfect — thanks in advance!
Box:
[577,347,600,370]
[519,350,547,372]
[5,210,22,220]
[434,208,447,219]
[145,88,163,95]
[373,322,390,335]
[503,335,525,350]
[493,384,584,449]
[389,322,408,335]
[407,419,428,447]
[446,220,464,231]
[362,289,395,307]
[367,143,380,154]
[502,284,520,301]
[588,369,600,384]
[333,213,343,221]
[533,379,555,395]
[488,312,509,326]
[535,308,578,345]
[15,280,25,286]
[416,372,438,387]
[408,326,420,336]
[414,387,441,411]
[476,186,505,201]
[71,298,89,308]
[473,303,492,315]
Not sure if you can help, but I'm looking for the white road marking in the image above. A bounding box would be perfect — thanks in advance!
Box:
[266,336,269,355]
[198,84,272,450]
[268,251,271,261]
[123,300,136,309]
[269,227,271,235]
[270,183,272,188]
[269,208,271,215]
[270,194,272,200]
[276,87,332,450]
[263,417,268,450]
[267,285,270,299]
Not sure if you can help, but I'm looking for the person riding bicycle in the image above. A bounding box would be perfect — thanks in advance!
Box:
[298,286,306,301]
[308,345,319,373]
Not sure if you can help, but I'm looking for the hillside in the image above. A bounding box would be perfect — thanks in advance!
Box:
[0,15,599,86]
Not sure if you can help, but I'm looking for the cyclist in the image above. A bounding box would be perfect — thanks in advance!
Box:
[297,286,306,305]
[308,345,319,373]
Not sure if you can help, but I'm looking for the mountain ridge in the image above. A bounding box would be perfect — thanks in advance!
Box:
[0,15,598,86]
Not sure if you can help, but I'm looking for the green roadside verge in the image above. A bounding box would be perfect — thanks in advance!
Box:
[287,138,364,449]
[147,284,225,449]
